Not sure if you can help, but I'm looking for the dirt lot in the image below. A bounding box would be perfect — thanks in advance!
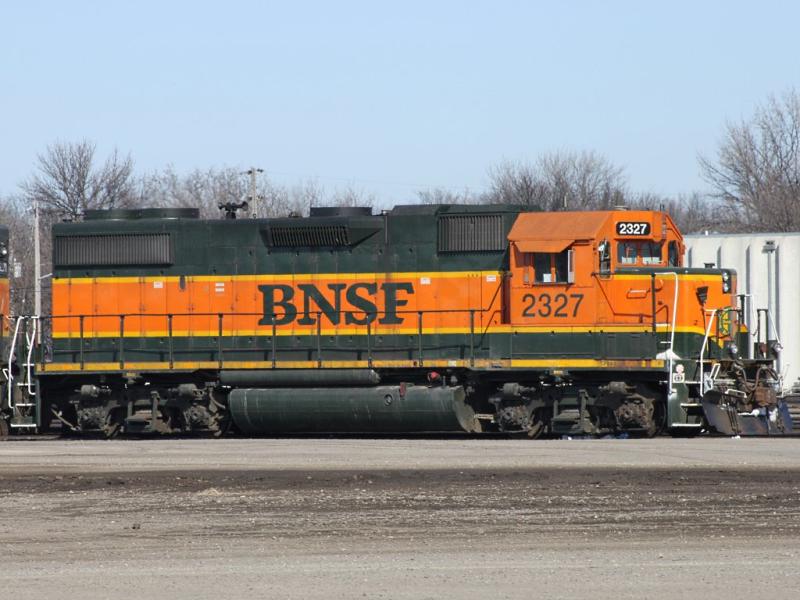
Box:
[1,438,799,599]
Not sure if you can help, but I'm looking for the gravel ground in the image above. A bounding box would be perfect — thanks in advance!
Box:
[1,438,799,599]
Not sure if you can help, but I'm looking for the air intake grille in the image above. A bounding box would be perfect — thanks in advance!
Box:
[268,225,351,247]
[438,214,505,252]
[54,233,172,267]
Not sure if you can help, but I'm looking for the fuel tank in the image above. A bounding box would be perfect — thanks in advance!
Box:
[228,385,481,434]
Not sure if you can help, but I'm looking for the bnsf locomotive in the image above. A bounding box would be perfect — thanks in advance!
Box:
[11,204,790,437]
[0,225,11,437]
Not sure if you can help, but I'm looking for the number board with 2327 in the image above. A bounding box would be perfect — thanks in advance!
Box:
[616,221,651,236]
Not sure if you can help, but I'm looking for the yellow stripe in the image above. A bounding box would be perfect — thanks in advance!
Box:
[510,358,665,369]
[51,323,712,339]
[53,270,504,285]
[36,357,666,373]
[614,273,720,282]
[53,271,722,285]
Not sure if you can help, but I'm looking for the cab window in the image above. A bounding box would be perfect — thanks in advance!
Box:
[533,251,572,283]
[598,240,611,274]
[618,242,638,265]
[668,241,680,266]
[617,241,663,265]
[641,242,662,264]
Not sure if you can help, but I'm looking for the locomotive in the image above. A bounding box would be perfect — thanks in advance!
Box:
[0,224,12,437]
[2,203,792,437]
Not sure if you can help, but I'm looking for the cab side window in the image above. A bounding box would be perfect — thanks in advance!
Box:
[533,250,573,284]
[618,242,638,265]
[668,241,680,266]
[598,240,611,274]
[534,253,552,282]
[641,242,662,265]
[617,241,663,265]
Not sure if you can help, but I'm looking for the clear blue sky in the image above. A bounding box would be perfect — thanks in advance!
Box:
[1,0,798,204]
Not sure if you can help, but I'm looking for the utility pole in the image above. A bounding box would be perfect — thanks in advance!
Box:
[243,167,264,218]
[34,197,41,318]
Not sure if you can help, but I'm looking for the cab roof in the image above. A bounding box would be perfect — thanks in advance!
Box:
[507,210,681,253]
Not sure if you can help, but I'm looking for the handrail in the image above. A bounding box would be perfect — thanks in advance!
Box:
[698,309,717,397]
[3,316,39,409]
[24,317,38,396]
[6,317,24,409]
[653,272,679,399]
[42,308,499,319]
[34,299,690,373]
[38,308,498,371]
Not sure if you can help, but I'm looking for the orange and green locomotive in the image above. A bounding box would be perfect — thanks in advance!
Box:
[33,204,789,437]
[0,224,11,437]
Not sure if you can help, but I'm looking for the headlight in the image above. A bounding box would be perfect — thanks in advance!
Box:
[722,271,731,293]
[726,342,739,358]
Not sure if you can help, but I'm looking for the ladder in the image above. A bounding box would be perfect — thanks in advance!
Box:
[3,316,39,432]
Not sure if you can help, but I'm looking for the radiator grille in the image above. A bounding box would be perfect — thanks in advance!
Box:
[268,225,351,247]
[438,214,505,252]
[54,233,172,267]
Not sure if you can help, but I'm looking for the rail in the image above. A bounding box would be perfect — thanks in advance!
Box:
[4,316,39,429]
[652,272,679,399]
[698,308,718,397]
[5,316,25,410]
[35,308,495,371]
[30,302,673,372]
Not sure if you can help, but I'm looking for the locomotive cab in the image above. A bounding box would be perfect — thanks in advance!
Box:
[507,209,744,434]
[507,210,735,343]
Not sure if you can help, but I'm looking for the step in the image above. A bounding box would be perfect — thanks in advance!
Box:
[125,412,154,434]
[551,409,581,422]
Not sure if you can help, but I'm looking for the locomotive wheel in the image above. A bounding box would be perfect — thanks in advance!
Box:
[645,402,667,438]
[213,416,232,438]
[526,409,547,439]
[615,396,665,438]
[103,409,124,439]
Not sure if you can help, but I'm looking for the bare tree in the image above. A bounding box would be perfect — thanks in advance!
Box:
[288,179,325,214]
[700,89,800,232]
[329,185,375,208]
[485,160,548,206]
[139,166,312,218]
[138,166,249,218]
[22,140,135,220]
[628,191,718,234]
[416,187,478,205]
[0,195,56,315]
[485,151,627,210]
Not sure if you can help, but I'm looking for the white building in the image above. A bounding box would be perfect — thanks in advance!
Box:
[684,232,800,389]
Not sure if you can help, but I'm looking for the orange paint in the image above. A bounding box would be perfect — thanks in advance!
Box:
[50,210,738,346]
[507,210,737,339]
[51,271,506,338]
[0,278,8,335]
